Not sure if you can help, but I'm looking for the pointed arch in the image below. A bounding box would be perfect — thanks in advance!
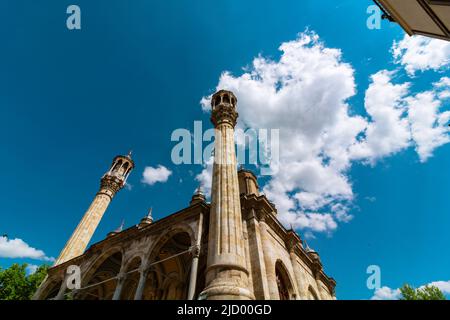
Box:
[142,226,194,300]
[275,260,296,300]
[120,256,142,300]
[307,285,319,300]
[77,247,124,300]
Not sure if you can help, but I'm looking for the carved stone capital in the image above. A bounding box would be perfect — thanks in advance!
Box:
[255,208,269,222]
[190,244,201,258]
[286,230,301,253]
[99,175,122,197]
[139,266,149,276]
[309,252,323,277]
[116,272,127,282]
[328,277,337,296]
[211,104,238,128]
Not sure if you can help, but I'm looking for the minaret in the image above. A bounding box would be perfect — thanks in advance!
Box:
[54,152,134,265]
[201,90,253,300]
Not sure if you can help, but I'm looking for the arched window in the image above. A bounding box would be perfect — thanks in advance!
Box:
[42,280,63,300]
[79,251,123,300]
[120,256,142,300]
[144,231,192,300]
[308,286,319,300]
[275,260,294,300]
[214,96,221,107]
[113,160,122,172]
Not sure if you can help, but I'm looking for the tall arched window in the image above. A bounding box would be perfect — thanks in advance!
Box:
[308,286,319,300]
[275,260,294,300]
[79,251,123,300]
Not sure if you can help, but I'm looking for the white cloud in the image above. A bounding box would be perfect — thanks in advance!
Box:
[26,264,39,275]
[371,280,450,300]
[0,236,54,262]
[426,281,450,294]
[406,88,450,162]
[435,77,450,99]
[280,211,338,234]
[349,70,411,162]
[195,156,214,198]
[371,286,401,300]
[200,30,450,235]
[392,35,450,76]
[141,165,172,186]
[124,182,133,191]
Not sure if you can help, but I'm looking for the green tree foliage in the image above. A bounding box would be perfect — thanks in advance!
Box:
[400,284,446,300]
[0,263,48,300]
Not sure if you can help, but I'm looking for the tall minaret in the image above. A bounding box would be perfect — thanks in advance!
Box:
[202,90,253,300]
[54,152,134,265]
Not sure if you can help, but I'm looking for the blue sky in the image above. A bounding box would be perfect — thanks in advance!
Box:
[1,0,449,299]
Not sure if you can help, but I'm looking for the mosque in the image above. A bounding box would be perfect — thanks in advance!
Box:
[33,90,336,300]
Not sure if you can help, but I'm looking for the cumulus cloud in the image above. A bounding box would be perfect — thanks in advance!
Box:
[350,70,411,162]
[0,236,54,261]
[200,30,450,235]
[392,35,450,76]
[435,77,450,99]
[355,73,450,163]
[427,281,450,294]
[141,165,172,186]
[371,286,401,300]
[26,264,39,275]
[406,84,450,162]
[195,156,214,198]
[371,280,450,300]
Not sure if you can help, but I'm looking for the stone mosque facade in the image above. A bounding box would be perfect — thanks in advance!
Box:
[33,90,336,300]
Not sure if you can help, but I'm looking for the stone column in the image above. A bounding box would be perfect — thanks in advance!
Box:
[290,256,309,300]
[187,211,204,300]
[246,209,270,299]
[112,273,126,300]
[202,90,253,300]
[134,268,148,300]
[286,244,302,299]
[187,245,201,300]
[258,212,278,299]
[314,277,324,300]
[54,276,67,300]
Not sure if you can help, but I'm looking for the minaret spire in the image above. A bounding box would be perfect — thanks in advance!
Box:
[54,152,134,265]
[201,90,253,300]
[115,219,125,233]
[146,207,153,220]
[190,185,206,205]
[139,207,154,227]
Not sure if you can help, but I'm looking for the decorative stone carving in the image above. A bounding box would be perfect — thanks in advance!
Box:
[99,175,122,198]
[190,244,201,258]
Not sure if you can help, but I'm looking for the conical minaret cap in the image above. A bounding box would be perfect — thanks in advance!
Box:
[139,207,154,226]
[107,219,124,237]
[190,185,206,205]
